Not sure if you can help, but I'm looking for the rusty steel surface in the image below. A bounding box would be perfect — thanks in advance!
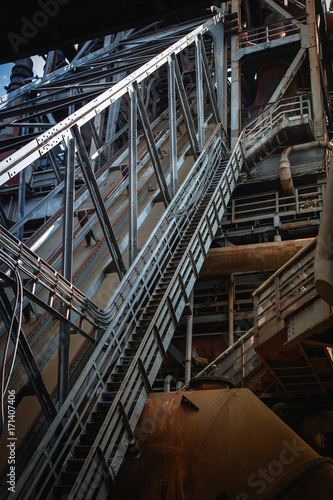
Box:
[199,239,313,276]
[109,388,333,499]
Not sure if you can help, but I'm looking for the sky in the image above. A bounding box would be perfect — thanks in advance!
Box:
[0,56,45,97]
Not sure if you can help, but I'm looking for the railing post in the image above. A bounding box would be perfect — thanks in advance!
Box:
[275,275,281,321]
[241,340,245,387]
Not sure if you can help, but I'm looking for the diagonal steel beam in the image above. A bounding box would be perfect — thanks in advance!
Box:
[268,48,307,104]
[72,125,127,280]
[172,53,200,160]
[195,38,205,150]
[198,34,221,125]
[261,0,302,29]
[133,80,171,207]
[0,284,57,423]
[168,57,178,197]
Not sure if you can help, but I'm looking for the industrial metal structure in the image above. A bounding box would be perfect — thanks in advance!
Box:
[0,0,333,498]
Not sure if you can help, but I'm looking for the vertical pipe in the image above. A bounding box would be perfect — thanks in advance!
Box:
[228,273,234,346]
[306,0,325,140]
[58,136,75,405]
[185,290,194,384]
[195,38,205,150]
[129,85,138,266]
[230,0,241,148]
[168,56,178,197]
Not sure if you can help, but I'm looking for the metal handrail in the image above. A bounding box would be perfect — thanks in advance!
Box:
[253,238,317,335]
[243,93,312,157]
[238,15,307,49]
[193,327,260,388]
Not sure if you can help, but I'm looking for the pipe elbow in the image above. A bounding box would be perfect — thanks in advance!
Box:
[164,375,176,392]
[279,157,294,194]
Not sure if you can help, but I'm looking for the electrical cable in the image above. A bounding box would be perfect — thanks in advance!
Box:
[0,248,24,441]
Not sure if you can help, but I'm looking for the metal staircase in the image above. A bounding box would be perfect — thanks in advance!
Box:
[10,85,318,498]
[13,124,242,499]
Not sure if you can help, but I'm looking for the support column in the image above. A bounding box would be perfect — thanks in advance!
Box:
[209,21,227,130]
[129,85,138,266]
[168,56,178,197]
[17,167,25,241]
[17,126,27,241]
[185,290,194,384]
[58,136,75,405]
[228,273,234,346]
[195,38,205,150]
[306,0,325,140]
[230,0,241,148]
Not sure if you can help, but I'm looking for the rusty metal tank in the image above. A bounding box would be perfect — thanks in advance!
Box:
[109,387,333,499]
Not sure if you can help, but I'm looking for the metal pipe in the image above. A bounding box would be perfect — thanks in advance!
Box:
[164,375,176,392]
[279,141,333,194]
[185,290,194,384]
[200,239,313,276]
[228,273,234,346]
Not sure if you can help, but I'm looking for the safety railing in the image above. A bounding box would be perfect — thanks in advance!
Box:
[253,238,317,336]
[222,182,325,225]
[0,227,105,332]
[194,327,263,388]
[243,93,312,158]
[238,15,306,50]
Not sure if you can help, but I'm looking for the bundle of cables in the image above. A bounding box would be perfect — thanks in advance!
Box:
[0,247,23,441]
